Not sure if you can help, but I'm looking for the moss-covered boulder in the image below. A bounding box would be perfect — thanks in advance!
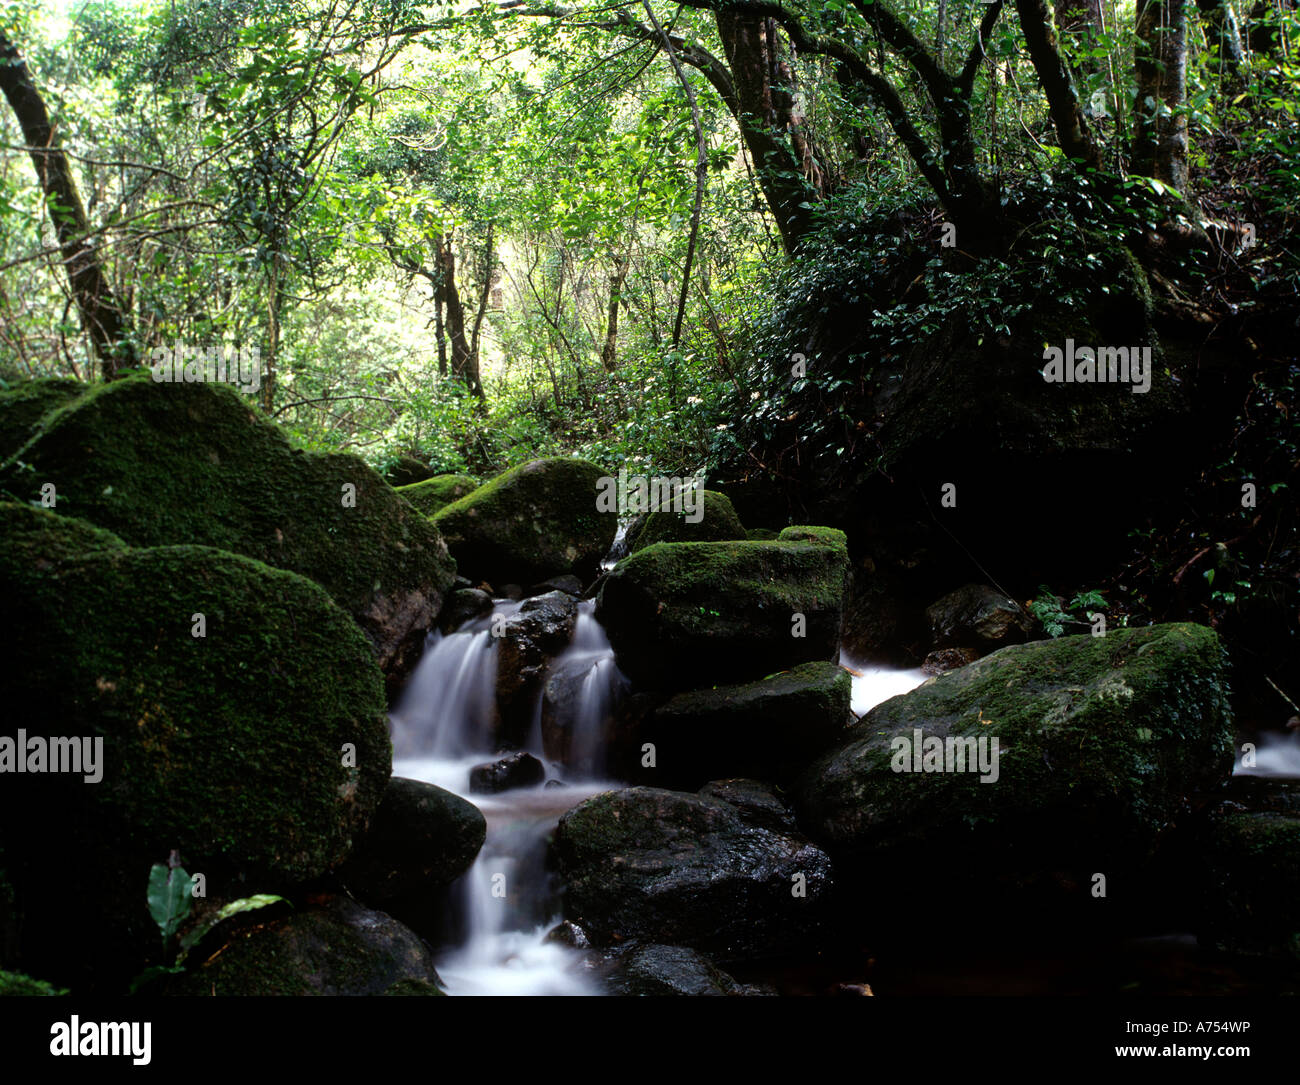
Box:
[1195,777,1300,962]
[0,504,391,989]
[166,895,442,995]
[553,781,832,963]
[395,474,479,518]
[0,377,85,459]
[432,457,616,585]
[632,662,852,789]
[383,453,439,488]
[628,490,746,552]
[796,624,1233,887]
[595,534,849,691]
[339,777,485,905]
[0,376,456,680]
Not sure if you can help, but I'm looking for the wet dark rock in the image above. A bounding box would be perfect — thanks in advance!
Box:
[544,920,591,949]
[529,573,584,597]
[635,661,851,789]
[340,777,486,903]
[602,944,744,996]
[438,588,494,633]
[922,646,979,676]
[495,592,579,746]
[926,583,1034,653]
[469,752,546,794]
[554,782,832,962]
[166,895,443,996]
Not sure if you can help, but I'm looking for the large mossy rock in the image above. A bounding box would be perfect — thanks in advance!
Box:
[0,376,456,680]
[166,894,442,995]
[553,781,832,962]
[0,377,85,459]
[0,504,391,989]
[627,490,747,552]
[432,457,616,585]
[796,623,1233,885]
[632,661,851,788]
[1195,777,1300,962]
[395,474,479,518]
[595,528,849,691]
[339,777,485,905]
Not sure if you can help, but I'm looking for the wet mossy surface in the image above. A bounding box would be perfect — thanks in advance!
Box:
[0,968,68,996]
[0,505,391,988]
[0,375,456,672]
[796,623,1233,874]
[165,895,443,995]
[596,538,849,690]
[395,474,479,518]
[0,378,86,460]
[628,490,747,552]
[1196,778,1300,962]
[433,456,616,585]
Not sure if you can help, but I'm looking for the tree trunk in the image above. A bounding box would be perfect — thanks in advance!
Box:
[1054,0,1104,89]
[0,31,135,379]
[601,256,627,372]
[1198,0,1246,68]
[1016,0,1105,170]
[715,12,824,254]
[440,236,483,400]
[1133,0,1190,193]
[467,224,493,400]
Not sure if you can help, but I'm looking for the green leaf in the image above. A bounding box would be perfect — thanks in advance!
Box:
[175,894,288,964]
[147,863,192,945]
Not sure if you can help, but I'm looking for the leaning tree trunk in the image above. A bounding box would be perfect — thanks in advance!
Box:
[0,31,135,378]
[1133,0,1190,192]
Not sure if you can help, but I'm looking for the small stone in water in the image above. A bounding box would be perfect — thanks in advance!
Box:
[468,751,545,794]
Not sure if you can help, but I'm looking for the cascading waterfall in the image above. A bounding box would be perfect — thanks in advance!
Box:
[390,596,623,996]
[389,595,931,995]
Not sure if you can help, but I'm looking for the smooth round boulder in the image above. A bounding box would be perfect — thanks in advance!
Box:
[797,623,1234,883]
[395,473,479,517]
[339,777,486,904]
[596,531,849,691]
[0,375,456,682]
[432,457,616,585]
[0,505,391,989]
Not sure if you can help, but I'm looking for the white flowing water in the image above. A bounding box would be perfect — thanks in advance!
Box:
[1234,728,1300,777]
[391,597,930,995]
[391,598,623,996]
[841,655,928,717]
